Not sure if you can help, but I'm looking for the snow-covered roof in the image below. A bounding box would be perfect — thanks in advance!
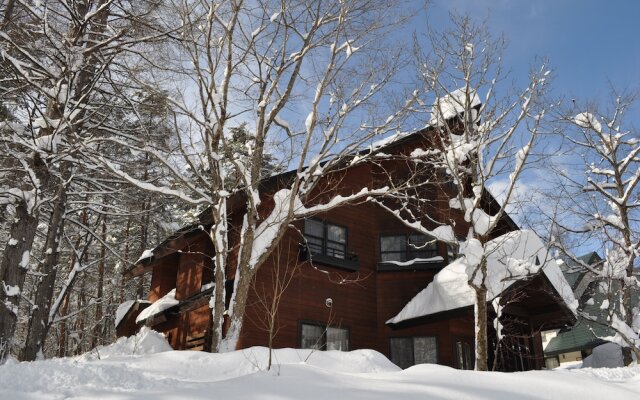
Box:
[370,87,481,152]
[387,230,578,324]
[136,289,179,324]
[429,87,481,126]
[115,300,136,328]
[135,249,154,264]
[115,299,151,328]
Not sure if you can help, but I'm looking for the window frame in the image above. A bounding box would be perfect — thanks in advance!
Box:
[455,340,474,370]
[379,233,439,263]
[299,320,350,351]
[389,336,439,369]
[302,219,359,271]
[304,219,348,259]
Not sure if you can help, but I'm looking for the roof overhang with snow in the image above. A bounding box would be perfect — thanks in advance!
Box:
[122,223,209,280]
[387,230,579,325]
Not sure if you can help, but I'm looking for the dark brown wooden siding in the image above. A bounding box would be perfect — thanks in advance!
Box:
[122,130,569,371]
[148,254,179,302]
[179,235,215,297]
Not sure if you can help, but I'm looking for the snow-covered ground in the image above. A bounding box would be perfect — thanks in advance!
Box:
[2,329,640,400]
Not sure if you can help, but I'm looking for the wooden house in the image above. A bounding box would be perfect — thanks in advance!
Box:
[117,123,577,371]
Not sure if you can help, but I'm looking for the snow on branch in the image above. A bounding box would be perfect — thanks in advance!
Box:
[99,156,210,205]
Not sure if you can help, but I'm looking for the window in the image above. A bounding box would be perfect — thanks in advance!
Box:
[300,322,349,351]
[380,234,438,262]
[389,336,438,369]
[304,219,347,259]
[456,341,474,370]
[447,242,459,262]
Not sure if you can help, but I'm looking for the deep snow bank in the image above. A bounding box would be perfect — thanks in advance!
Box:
[1,330,640,400]
[76,326,172,361]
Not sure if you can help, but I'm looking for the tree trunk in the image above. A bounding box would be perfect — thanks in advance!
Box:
[473,282,489,371]
[0,201,38,362]
[23,176,69,361]
[91,216,107,349]
[74,277,87,355]
[219,267,255,352]
[210,254,226,352]
[57,292,70,358]
[474,288,489,371]
[1,0,15,27]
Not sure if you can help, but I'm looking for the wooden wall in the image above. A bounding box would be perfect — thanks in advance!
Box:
[148,254,179,302]
[238,186,471,365]
[130,130,554,371]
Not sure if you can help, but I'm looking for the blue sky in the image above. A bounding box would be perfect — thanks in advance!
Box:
[399,1,639,254]
[421,0,640,102]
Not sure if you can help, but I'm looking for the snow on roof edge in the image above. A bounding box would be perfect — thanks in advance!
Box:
[387,230,578,325]
[136,289,179,324]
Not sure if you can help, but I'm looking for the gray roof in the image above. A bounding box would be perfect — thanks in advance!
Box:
[546,252,640,356]
[544,319,609,356]
[545,278,613,356]
[559,252,602,290]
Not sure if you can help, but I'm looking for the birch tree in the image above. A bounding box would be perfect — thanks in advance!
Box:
[0,0,170,361]
[377,15,553,370]
[94,0,418,352]
[545,92,639,365]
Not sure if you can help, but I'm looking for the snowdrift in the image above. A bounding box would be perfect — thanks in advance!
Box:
[1,329,639,400]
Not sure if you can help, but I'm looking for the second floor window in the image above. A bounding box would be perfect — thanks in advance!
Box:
[304,219,347,259]
[380,234,438,262]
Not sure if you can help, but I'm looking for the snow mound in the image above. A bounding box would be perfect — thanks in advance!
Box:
[131,347,400,383]
[582,342,624,369]
[77,327,172,361]
[2,345,640,400]
[577,364,640,382]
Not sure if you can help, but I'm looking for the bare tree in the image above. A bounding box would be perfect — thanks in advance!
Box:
[92,0,420,352]
[541,91,639,365]
[0,0,172,362]
[376,15,553,370]
[249,242,300,370]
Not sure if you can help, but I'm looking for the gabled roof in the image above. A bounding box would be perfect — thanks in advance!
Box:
[387,230,578,325]
[125,115,517,279]
[123,223,209,279]
[559,252,603,290]
[544,319,610,356]
[545,256,640,356]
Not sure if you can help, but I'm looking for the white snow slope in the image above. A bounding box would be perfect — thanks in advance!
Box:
[2,330,640,400]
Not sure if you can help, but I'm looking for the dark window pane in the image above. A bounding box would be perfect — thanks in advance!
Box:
[304,220,349,259]
[408,234,428,247]
[327,224,346,243]
[326,327,349,351]
[306,236,323,255]
[301,324,324,350]
[305,219,324,237]
[456,341,473,370]
[456,342,464,369]
[464,343,473,369]
[447,243,459,260]
[408,234,437,258]
[413,337,438,364]
[381,236,405,252]
[381,252,404,262]
[390,338,414,369]
[326,241,346,259]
